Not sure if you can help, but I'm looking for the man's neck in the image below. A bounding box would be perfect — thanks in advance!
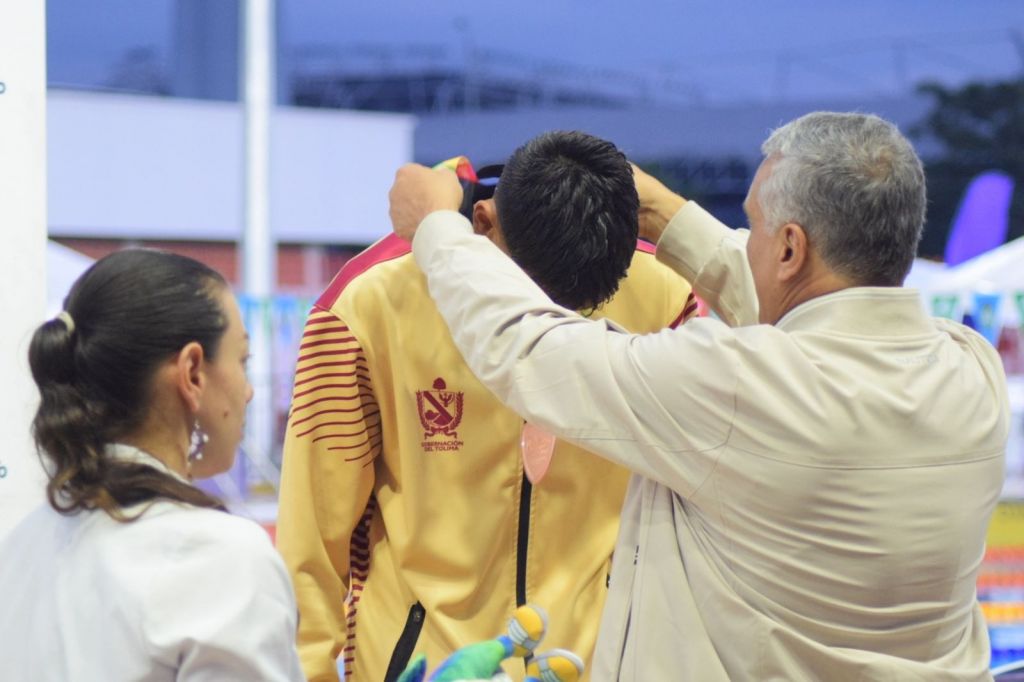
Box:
[772,271,854,325]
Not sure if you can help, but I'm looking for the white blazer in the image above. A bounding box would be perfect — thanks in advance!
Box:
[0,445,303,681]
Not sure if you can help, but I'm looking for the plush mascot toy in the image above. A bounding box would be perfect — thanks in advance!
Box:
[396,604,584,682]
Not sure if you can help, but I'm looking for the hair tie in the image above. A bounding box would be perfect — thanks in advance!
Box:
[57,311,76,334]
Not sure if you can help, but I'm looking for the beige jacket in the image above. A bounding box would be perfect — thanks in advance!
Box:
[411,205,1007,681]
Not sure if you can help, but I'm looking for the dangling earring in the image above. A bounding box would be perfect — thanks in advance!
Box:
[188,419,209,462]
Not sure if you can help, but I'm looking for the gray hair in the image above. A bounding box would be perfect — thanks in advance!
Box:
[759,111,926,286]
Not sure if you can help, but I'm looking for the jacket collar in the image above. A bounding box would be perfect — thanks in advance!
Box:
[775,287,934,338]
[104,443,192,485]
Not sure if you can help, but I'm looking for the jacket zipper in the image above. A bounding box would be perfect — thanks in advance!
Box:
[383,601,425,682]
[516,473,532,607]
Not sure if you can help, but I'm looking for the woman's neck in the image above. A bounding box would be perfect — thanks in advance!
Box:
[117,424,191,479]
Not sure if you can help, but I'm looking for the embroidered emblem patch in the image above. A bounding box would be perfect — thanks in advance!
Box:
[417,377,464,452]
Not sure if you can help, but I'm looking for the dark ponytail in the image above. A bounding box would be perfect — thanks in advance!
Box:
[28,249,230,520]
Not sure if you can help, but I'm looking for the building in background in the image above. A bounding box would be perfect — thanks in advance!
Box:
[35,0,1024,666]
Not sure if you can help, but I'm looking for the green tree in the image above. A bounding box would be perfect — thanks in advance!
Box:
[913,78,1024,259]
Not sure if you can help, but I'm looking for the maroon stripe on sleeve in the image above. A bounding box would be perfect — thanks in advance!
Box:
[292,369,365,389]
[289,393,378,415]
[300,413,381,440]
[298,336,358,351]
[344,495,378,674]
[294,357,367,376]
[311,429,374,444]
[291,380,368,401]
[313,427,381,445]
[290,404,373,428]
[306,313,340,325]
[310,421,382,443]
[300,324,350,339]
[326,434,379,451]
[345,440,382,462]
[669,293,701,329]
[296,347,361,364]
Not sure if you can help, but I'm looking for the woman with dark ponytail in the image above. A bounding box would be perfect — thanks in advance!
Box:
[0,249,303,680]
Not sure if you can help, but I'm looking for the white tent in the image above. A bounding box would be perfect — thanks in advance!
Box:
[46,240,93,317]
[904,258,949,292]
[932,236,1024,296]
[915,237,1024,327]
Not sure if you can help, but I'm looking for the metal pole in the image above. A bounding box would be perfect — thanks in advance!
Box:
[241,0,278,493]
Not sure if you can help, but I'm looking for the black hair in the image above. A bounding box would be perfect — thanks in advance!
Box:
[494,130,639,312]
[28,248,229,520]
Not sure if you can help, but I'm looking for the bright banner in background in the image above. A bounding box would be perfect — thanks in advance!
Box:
[929,287,1024,495]
[205,294,313,503]
[980,502,1024,668]
[973,291,1003,346]
[944,172,1015,267]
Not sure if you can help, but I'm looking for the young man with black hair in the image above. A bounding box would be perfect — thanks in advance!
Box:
[277,131,697,682]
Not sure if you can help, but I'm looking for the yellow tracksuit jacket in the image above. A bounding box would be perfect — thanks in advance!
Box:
[277,235,696,681]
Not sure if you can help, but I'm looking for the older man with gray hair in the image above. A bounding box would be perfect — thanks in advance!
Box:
[387,112,1007,681]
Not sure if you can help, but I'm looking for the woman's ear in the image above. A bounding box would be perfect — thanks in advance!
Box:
[174,341,206,414]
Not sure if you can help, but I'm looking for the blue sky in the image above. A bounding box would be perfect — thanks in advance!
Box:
[48,0,1024,104]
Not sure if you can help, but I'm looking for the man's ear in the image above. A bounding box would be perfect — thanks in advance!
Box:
[777,222,809,282]
[472,199,509,252]
[472,199,499,236]
[174,341,206,414]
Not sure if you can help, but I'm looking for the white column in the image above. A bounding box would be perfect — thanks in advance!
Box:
[0,2,48,536]
[241,0,277,489]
